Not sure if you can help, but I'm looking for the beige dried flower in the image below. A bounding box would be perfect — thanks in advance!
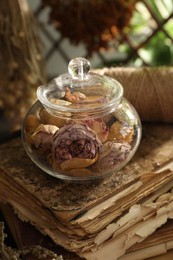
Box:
[92,141,131,172]
[24,114,41,134]
[39,108,67,127]
[107,121,134,143]
[32,124,59,152]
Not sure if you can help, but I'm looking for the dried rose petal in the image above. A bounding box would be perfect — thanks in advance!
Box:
[65,168,94,177]
[107,121,134,143]
[25,114,40,134]
[65,87,87,102]
[92,141,131,172]
[50,98,71,106]
[52,122,102,164]
[50,157,62,172]
[39,108,67,127]
[32,124,59,152]
[84,118,109,143]
[60,155,98,170]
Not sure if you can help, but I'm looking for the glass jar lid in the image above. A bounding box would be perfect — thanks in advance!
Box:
[37,57,123,119]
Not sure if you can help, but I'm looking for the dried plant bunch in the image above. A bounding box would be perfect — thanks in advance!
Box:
[0,222,63,260]
[0,0,45,131]
[42,0,137,55]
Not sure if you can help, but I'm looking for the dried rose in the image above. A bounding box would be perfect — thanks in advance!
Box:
[52,122,102,165]
[84,118,109,143]
[32,124,59,152]
[92,141,131,172]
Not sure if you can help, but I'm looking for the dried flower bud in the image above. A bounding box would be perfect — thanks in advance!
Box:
[52,122,102,165]
[84,118,109,143]
[92,141,131,172]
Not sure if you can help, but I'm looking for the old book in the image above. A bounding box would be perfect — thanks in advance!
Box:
[0,124,173,259]
[1,204,173,260]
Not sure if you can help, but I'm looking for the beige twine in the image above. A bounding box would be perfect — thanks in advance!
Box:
[95,67,173,123]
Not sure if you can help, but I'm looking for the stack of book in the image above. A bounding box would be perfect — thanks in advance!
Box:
[0,124,173,260]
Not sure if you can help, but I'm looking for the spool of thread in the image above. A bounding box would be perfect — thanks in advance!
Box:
[95,67,173,123]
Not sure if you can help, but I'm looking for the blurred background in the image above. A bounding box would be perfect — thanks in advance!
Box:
[0,0,173,136]
[29,0,173,78]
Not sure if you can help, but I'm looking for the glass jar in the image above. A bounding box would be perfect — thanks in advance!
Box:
[22,58,142,181]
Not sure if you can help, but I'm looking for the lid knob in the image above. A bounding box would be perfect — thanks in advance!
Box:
[68,57,91,80]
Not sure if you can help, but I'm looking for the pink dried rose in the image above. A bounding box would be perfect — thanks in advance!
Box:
[83,118,109,143]
[92,141,131,172]
[32,124,59,152]
[51,122,102,165]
